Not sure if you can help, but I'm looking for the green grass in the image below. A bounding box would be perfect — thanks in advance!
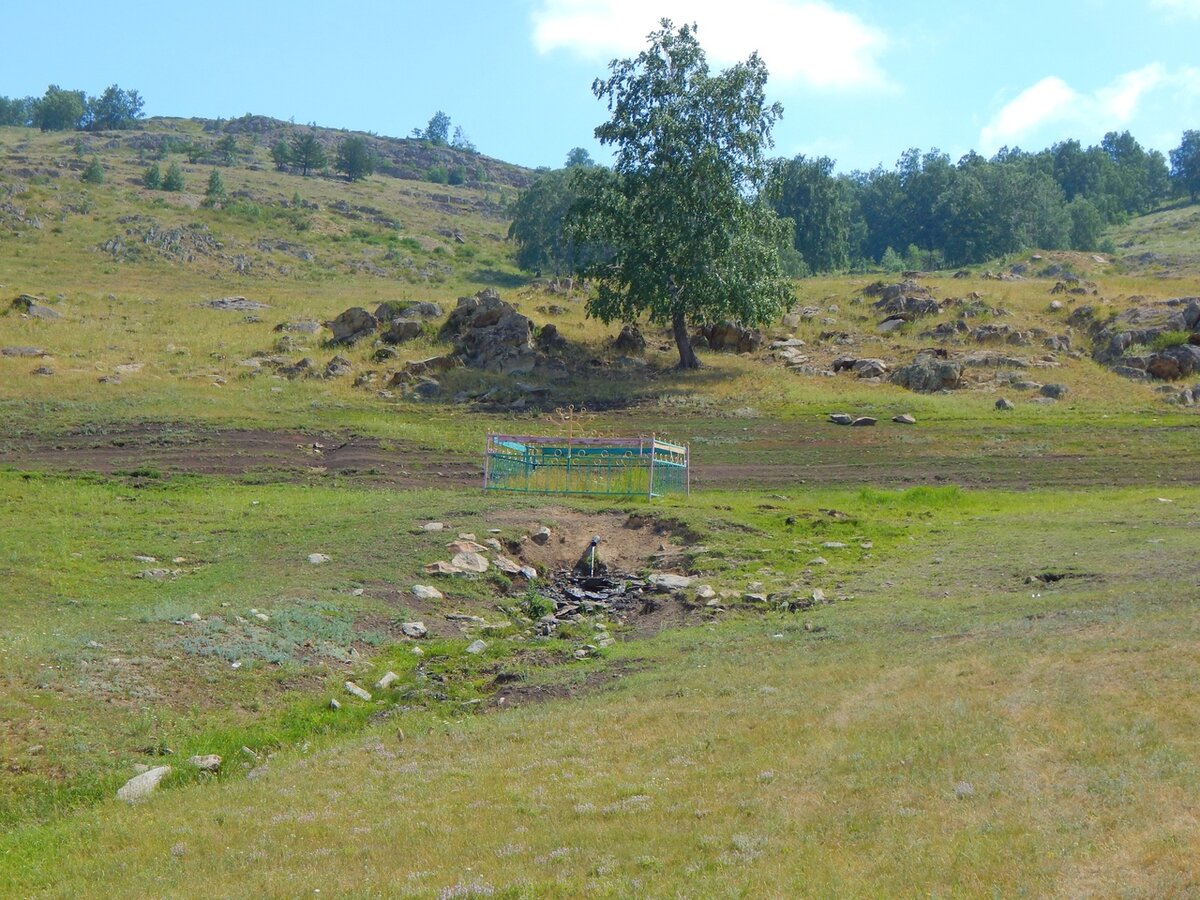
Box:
[2,483,1198,896]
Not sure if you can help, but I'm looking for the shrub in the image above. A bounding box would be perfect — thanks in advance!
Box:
[142,163,161,189]
[1148,330,1191,352]
[81,156,104,184]
[162,162,185,192]
[426,166,448,184]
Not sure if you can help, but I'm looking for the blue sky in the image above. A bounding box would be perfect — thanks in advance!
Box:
[2,1,1198,173]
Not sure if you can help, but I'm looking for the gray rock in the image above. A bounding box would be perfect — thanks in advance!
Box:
[411,585,443,601]
[850,416,877,426]
[307,553,331,565]
[531,526,552,545]
[649,573,694,591]
[954,781,974,799]
[422,522,446,532]
[374,671,400,690]
[829,413,853,425]
[328,698,341,710]
[891,353,963,392]
[344,680,372,701]
[383,318,422,344]
[1040,383,1069,399]
[995,397,1015,410]
[117,765,171,803]
[892,414,916,424]
[324,355,352,378]
[187,754,222,773]
[324,307,378,345]
[401,621,428,639]
[465,639,488,655]
[451,551,489,573]
[2,346,47,357]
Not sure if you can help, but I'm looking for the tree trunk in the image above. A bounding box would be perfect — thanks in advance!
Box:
[672,309,700,369]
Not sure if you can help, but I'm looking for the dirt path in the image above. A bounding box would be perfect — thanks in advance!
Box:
[3,421,1199,490]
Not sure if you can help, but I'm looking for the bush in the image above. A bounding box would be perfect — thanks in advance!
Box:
[142,163,161,189]
[447,165,467,186]
[426,166,448,184]
[81,156,104,184]
[162,162,185,192]
[1149,330,1191,352]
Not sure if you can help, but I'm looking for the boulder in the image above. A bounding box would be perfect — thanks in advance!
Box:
[383,318,422,344]
[344,681,372,701]
[891,353,963,393]
[892,414,916,424]
[451,551,489,573]
[411,585,443,601]
[324,355,352,378]
[995,397,1015,410]
[466,639,488,655]
[851,417,877,426]
[1147,345,1200,380]
[1040,383,1069,399]
[537,323,567,352]
[2,346,47,357]
[117,766,171,803]
[613,323,646,354]
[401,621,428,639]
[649,573,694,591]
[324,307,378,345]
[187,755,222,773]
[702,322,762,353]
[829,413,853,425]
[442,291,537,374]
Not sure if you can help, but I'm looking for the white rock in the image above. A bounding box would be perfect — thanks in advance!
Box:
[649,573,694,591]
[137,568,173,580]
[422,522,445,532]
[133,555,157,563]
[117,765,171,803]
[457,532,477,541]
[189,612,202,621]
[451,551,489,573]
[531,526,552,545]
[694,584,716,600]
[412,584,443,601]
[187,754,222,773]
[493,555,522,575]
[344,681,372,701]
[375,671,400,690]
[401,621,428,639]
[307,553,331,565]
[811,588,826,602]
[254,612,270,623]
[328,698,341,710]
[465,639,488,655]
[821,542,847,549]
[809,557,828,566]
[519,565,538,580]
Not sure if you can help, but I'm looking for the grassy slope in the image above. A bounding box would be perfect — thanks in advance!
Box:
[3,486,1199,896]
[2,121,1200,895]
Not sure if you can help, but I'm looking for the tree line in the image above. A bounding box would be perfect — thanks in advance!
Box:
[511,128,1200,276]
[0,84,144,131]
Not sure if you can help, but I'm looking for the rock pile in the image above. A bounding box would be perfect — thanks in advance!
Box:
[1075,298,1200,381]
[441,289,538,375]
[891,351,964,393]
[698,322,762,353]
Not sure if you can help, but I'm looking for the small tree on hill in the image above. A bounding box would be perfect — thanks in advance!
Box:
[143,163,161,189]
[416,110,451,145]
[81,156,105,184]
[33,85,86,131]
[335,135,375,181]
[290,132,327,176]
[86,85,144,131]
[566,20,793,369]
[203,168,226,207]
[565,147,595,168]
[451,126,476,153]
[162,162,185,192]
[270,137,291,171]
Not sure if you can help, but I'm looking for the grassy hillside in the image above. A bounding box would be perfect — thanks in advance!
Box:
[1,118,1199,895]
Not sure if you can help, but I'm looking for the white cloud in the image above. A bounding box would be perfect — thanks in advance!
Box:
[531,0,889,91]
[1149,0,1200,18]
[979,64,1175,153]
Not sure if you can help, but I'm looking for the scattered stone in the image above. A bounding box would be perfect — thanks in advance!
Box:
[412,584,443,601]
[701,321,762,353]
[328,698,341,710]
[493,555,523,575]
[375,671,400,690]
[891,352,963,393]
[954,781,974,799]
[519,565,538,580]
[137,568,174,580]
[892,414,916,425]
[324,355,352,378]
[829,413,854,425]
[822,542,847,549]
[809,557,828,566]
[383,318,422,344]
[401,622,428,639]
[613,323,646,353]
[422,522,446,532]
[995,397,1015,410]
[451,551,489,573]
[649,573,694,591]
[531,527,552,545]
[307,553,331,565]
[811,588,826,603]
[695,584,717,601]
[448,539,488,554]
[425,561,462,575]
[850,416,876,426]
[253,612,270,623]
[117,766,171,803]
[465,639,488,655]
[202,297,267,311]
[344,681,372,701]
[1,346,47,357]
[187,755,222,773]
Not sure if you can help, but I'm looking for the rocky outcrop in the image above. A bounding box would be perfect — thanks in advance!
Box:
[613,323,646,354]
[442,289,537,375]
[891,351,963,392]
[700,322,762,353]
[871,280,942,318]
[1075,298,1200,381]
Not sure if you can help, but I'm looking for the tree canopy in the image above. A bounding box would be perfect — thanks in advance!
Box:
[567,20,793,369]
[335,135,376,181]
[1170,130,1200,202]
[290,132,327,176]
